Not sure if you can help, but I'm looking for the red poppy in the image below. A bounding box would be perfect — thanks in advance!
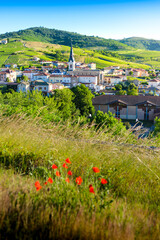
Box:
[48,177,53,183]
[35,181,41,188]
[101,178,108,184]
[65,178,70,183]
[68,170,72,176]
[52,164,58,169]
[92,167,100,173]
[62,163,68,169]
[36,185,42,191]
[89,185,95,194]
[56,171,61,177]
[44,182,47,185]
[76,176,83,185]
[65,158,71,164]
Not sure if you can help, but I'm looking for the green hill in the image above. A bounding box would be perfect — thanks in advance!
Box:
[0,27,132,50]
[120,37,160,51]
[0,39,151,69]
[1,27,160,69]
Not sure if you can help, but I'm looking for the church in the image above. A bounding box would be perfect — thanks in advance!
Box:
[67,42,104,86]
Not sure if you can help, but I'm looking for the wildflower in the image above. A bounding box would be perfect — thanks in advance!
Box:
[76,176,83,185]
[101,178,108,184]
[89,185,95,194]
[35,181,41,188]
[36,185,42,191]
[48,177,53,183]
[92,167,100,173]
[56,171,61,177]
[65,158,71,164]
[52,164,58,169]
[44,182,48,185]
[63,163,68,169]
[65,178,70,183]
[68,170,72,176]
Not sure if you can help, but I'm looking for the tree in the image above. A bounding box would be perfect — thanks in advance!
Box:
[71,84,95,117]
[95,110,126,135]
[127,83,138,95]
[53,88,77,120]
[6,77,11,83]
[115,84,122,91]
[22,75,29,82]
[16,77,21,83]
[153,117,160,136]
[129,71,133,76]
[116,90,127,95]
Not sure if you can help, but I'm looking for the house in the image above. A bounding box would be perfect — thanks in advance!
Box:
[99,89,117,95]
[1,39,8,44]
[23,71,38,81]
[5,63,17,68]
[0,69,16,82]
[42,66,53,72]
[93,95,160,121]
[39,60,53,65]
[30,80,53,96]
[52,83,64,90]
[51,69,64,75]
[33,72,50,82]
[95,85,105,92]
[88,63,96,70]
[110,76,126,85]
[148,79,160,88]
[78,75,97,85]
[49,74,63,83]
[68,69,104,85]
[33,57,40,61]
[138,87,160,96]
[103,67,114,75]
[17,82,30,93]
[52,61,66,68]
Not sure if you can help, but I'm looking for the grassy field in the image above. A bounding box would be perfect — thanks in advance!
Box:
[0,115,160,240]
[117,49,160,68]
[1,39,159,69]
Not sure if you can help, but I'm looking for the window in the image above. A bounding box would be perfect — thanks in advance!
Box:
[144,107,149,120]
[39,87,42,90]
[44,87,46,90]
[116,106,120,118]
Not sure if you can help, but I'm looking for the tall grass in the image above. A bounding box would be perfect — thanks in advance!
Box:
[0,116,160,240]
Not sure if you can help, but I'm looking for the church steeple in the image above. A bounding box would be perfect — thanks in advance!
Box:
[68,41,75,71]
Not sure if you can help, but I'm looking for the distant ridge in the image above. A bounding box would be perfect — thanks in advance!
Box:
[120,37,160,51]
[0,27,133,50]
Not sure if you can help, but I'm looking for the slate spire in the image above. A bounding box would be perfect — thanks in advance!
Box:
[69,40,75,62]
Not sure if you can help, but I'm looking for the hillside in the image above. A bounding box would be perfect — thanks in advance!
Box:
[0,40,152,69]
[120,37,160,51]
[0,27,132,50]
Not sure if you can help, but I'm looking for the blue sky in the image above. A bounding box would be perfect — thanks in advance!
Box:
[0,0,160,40]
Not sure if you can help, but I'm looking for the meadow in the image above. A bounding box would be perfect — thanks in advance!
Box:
[0,114,160,240]
[1,39,159,69]
[0,89,160,240]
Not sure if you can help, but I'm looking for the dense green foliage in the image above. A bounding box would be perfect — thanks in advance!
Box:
[0,27,132,50]
[120,37,160,51]
[114,82,138,95]
[71,84,95,117]
[95,110,126,134]
[0,89,126,135]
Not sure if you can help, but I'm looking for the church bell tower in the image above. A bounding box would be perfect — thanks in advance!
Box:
[68,41,75,71]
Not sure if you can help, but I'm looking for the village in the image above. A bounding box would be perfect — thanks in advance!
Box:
[0,42,160,122]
